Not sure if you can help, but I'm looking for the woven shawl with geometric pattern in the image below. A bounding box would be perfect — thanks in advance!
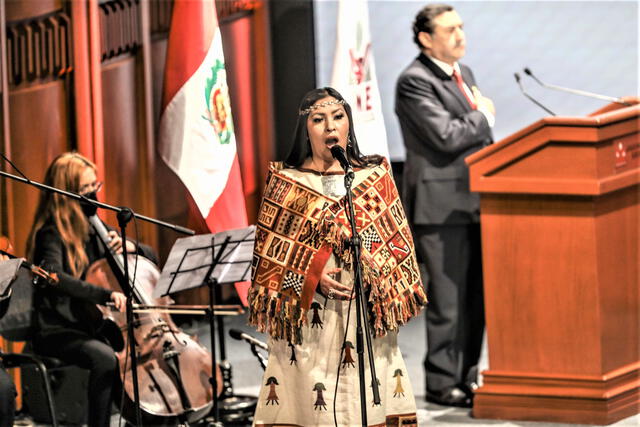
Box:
[248,159,427,344]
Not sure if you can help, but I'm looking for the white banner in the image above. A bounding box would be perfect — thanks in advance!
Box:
[330,0,389,160]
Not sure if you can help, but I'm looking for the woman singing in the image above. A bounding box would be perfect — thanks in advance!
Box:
[248,87,427,426]
[26,152,153,427]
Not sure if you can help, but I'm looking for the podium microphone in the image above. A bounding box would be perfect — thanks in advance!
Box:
[523,67,631,106]
[229,329,268,351]
[329,145,355,178]
[514,73,556,116]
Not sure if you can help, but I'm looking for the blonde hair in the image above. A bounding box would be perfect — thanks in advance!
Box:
[26,152,97,277]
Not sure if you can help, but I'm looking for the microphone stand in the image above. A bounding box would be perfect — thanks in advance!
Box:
[249,343,267,370]
[115,207,144,425]
[0,167,194,426]
[202,235,231,426]
[514,72,556,116]
[341,171,381,427]
[0,169,194,235]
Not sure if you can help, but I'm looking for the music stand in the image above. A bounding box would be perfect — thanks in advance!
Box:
[154,225,255,424]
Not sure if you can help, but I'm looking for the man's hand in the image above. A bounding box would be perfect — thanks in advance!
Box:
[472,87,495,115]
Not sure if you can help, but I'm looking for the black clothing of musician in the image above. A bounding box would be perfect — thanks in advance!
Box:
[0,289,16,427]
[32,221,155,427]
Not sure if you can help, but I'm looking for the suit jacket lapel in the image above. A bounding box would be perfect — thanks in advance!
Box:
[443,79,472,111]
[417,54,472,112]
[460,66,475,88]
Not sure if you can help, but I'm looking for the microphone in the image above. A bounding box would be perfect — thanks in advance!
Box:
[229,328,268,351]
[329,145,354,177]
[514,72,556,116]
[524,67,631,106]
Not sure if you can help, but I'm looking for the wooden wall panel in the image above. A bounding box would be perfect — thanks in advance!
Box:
[5,0,62,23]
[7,80,70,257]
[100,57,156,246]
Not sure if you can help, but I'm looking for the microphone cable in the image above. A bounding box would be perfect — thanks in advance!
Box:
[332,283,357,427]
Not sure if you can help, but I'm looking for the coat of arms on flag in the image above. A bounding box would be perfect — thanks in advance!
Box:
[348,24,373,116]
[204,59,234,145]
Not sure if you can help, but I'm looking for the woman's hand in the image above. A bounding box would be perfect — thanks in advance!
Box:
[318,267,353,301]
[110,291,127,312]
[107,231,137,254]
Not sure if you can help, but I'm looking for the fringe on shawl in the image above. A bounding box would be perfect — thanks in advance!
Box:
[247,285,306,345]
[247,214,427,345]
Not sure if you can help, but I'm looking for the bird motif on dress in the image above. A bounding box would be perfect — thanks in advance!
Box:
[288,342,297,365]
[341,341,356,368]
[265,376,279,405]
[310,301,323,328]
[313,382,327,411]
[393,369,405,397]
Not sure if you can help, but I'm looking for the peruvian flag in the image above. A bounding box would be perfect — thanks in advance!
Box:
[158,0,249,304]
[331,0,389,159]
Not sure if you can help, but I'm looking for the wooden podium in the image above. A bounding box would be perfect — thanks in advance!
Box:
[466,100,639,425]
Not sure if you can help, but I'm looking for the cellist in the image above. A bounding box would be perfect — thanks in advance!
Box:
[26,152,156,427]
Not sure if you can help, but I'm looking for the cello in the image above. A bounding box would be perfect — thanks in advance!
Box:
[84,216,221,425]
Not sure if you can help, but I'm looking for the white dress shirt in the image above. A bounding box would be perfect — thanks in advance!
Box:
[427,55,495,128]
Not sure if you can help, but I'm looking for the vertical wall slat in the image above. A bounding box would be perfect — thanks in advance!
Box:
[72,0,95,157]
[0,0,13,239]
[137,0,158,248]
[88,0,106,192]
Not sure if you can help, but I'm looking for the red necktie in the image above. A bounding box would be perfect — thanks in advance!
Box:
[452,70,477,109]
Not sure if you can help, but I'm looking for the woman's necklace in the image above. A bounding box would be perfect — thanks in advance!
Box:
[310,159,346,198]
[321,174,346,198]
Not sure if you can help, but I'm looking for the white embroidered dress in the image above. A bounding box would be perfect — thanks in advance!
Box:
[252,168,417,427]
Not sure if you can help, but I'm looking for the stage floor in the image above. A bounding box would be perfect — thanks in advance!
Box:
[176,310,639,427]
[22,308,638,426]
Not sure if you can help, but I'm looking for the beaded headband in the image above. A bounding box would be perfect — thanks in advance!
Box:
[298,99,346,116]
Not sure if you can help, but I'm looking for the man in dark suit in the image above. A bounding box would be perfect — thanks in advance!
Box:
[395,3,495,408]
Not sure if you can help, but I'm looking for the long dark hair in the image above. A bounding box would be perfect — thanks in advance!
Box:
[26,152,95,277]
[284,87,383,168]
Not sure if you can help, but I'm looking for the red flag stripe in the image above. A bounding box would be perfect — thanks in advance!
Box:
[161,0,217,111]
[205,155,248,233]
[206,155,249,306]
